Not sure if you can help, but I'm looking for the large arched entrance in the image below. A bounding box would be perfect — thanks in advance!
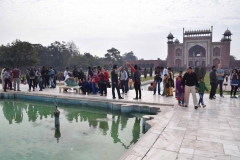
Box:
[189,45,206,57]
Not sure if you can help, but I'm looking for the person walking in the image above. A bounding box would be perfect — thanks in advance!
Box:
[176,76,184,106]
[198,77,208,107]
[181,67,199,109]
[160,66,168,96]
[209,66,218,99]
[111,64,125,99]
[3,68,13,92]
[153,66,161,95]
[216,64,224,97]
[127,62,141,100]
[12,66,21,91]
[230,69,239,98]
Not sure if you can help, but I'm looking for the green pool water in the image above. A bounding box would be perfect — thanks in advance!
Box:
[0,100,146,160]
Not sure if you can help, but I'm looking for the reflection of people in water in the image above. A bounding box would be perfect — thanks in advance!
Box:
[54,106,60,128]
[111,115,121,143]
[129,117,141,146]
[54,128,61,143]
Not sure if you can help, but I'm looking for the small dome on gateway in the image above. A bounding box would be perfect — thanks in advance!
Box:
[174,38,180,44]
[224,29,232,36]
[167,32,174,39]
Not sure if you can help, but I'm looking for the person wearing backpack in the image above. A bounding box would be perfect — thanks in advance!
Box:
[29,68,36,92]
[120,68,128,95]
[127,62,141,100]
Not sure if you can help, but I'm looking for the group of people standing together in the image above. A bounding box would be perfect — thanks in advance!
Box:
[63,62,141,100]
[153,63,239,110]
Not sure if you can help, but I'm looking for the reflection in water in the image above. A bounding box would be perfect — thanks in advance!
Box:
[1,100,145,149]
[54,128,61,143]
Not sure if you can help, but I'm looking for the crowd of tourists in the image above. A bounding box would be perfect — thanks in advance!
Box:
[151,63,240,110]
[1,62,239,107]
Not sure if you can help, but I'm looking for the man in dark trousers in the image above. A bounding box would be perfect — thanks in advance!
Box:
[181,67,199,109]
[209,65,218,99]
[153,66,162,95]
[127,62,141,100]
[111,64,125,99]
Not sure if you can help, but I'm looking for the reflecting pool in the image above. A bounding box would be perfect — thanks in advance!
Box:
[0,100,146,160]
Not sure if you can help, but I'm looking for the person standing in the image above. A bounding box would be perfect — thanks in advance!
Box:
[230,69,239,98]
[127,63,141,100]
[125,68,130,93]
[98,67,108,96]
[72,66,79,84]
[120,68,128,95]
[1,67,5,90]
[41,66,46,89]
[111,64,125,99]
[3,68,13,92]
[12,67,21,91]
[209,66,218,99]
[160,66,168,96]
[216,64,224,97]
[153,66,161,95]
[168,68,174,96]
[29,68,36,92]
[181,67,199,109]
[176,76,184,106]
[64,67,69,79]
[48,67,55,88]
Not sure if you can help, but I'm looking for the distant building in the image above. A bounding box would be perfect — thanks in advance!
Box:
[166,27,232,68]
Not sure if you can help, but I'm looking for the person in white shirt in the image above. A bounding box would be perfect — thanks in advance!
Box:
[64,67,69,79]
[160,67,168,96]
[120,68,128,94]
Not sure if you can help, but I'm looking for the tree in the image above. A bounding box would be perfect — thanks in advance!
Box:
[230,55,236,61]
[122,51,138,61]
[105,48,122,62]
[0,40,39,67]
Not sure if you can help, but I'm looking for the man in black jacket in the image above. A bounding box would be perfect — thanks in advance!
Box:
[72,66,79,84]
[111,64,125,99]
[209,66,218,99]
[181,67,199,109]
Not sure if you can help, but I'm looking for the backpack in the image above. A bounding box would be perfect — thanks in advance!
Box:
[29,70,35,77]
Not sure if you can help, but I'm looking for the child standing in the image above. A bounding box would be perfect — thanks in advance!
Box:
[198,77,208,108]
[176,76,184,106]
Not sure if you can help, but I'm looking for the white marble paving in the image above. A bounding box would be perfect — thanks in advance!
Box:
[1,84,240,160]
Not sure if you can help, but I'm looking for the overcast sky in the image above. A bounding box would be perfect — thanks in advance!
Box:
[0,0,239,60]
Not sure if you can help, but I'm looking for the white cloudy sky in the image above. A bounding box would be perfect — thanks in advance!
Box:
[0,0,240,60]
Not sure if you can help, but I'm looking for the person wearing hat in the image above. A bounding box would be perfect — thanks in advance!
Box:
[111,63,125,99]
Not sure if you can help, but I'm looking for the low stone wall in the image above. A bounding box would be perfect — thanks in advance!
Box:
[0,92,161,114]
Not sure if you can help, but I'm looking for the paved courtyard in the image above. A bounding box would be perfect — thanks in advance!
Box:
[1,84,240,160]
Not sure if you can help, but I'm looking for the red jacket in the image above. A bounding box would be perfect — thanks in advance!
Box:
[98,71,109,82]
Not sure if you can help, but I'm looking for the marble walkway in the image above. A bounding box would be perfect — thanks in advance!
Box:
[1,84,240,160]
